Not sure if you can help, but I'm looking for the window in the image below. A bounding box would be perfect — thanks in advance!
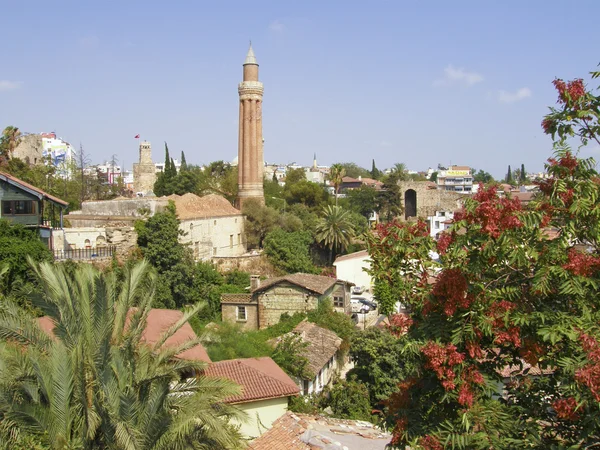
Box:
[213,247,217,256]
[237,233,241,245]
[333,295,344,308]
[1,200,35,215]
[236,306,247,321]
[213,220,217,226]
[230,234,233,248]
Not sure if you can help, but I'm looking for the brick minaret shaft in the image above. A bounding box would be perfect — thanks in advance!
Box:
[236,44,264,209]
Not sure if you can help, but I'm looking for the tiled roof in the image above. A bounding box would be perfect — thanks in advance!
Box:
[37,308,211,363]
[166,193,242,219]
[291,320,342,376]
[249,412,310,449]
[498,360,554,378]
[0,170,68,206]
[333,249,369,264]
[254,273,349,295]
[203,357,299,404]
[220,293,253,303]
[249,412,392,449]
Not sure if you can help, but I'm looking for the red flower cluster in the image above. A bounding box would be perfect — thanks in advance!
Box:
[519,338,544,365]
[436,231,453,255]
[422,341,465,391]
[552,397,581,421]
[563,248,600,277]
[575,333,600,401]
[388,313,413,336]
[466,340,484,359]
[458,185,523,238]
[431,268,471,316]
[418,435,443,450]
[489,301,521,347]
[558,151,578,172]
[553,78,586,105]
[541,117,555,134]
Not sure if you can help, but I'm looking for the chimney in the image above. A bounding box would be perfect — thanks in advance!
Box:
[250,275,261,291]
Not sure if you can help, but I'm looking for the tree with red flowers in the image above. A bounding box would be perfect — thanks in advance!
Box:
[367,68,600,449]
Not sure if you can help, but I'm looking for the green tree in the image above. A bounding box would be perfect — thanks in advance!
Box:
[347,327,415,406]
[135,202,196,308]
[505,164,513,184]
[242,199,280,249]
[284,180,328,208]
[154,143,175,196]
[0,126,22,163]
[347,185,377,219]
[263,229,317,274]
[326,378,372,421]
[271,334,311,380]
[284,167,306,186]
[0,260,244,449]
[315,205,356,264]
[429,171,438,183]
[335,162,371,179]
[473,169,494,184]
[328,164,346,206]
[0,220,52,301]
[371,159,382,180]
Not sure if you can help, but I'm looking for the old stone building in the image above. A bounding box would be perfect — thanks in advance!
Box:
[133,141,156,195]
[62,193,246,259]
[221,273,352,331]
[398,181,464,221]
[11,134,44,165]
[236,44,265,208]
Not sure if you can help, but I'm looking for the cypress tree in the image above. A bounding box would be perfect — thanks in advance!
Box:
[180,151,188,171]
[371,159,381,180]
[520,163,526,183]
[164,143,171,175]
[506,165,513,184]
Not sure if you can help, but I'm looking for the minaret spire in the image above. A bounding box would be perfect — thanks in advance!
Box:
[244,42,258,66]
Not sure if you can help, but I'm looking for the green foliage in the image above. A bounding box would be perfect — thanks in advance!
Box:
[307,299,356,343]
[242,199,280,248]
[335,162,371,179]
[284,180,328,208]
[327,378,372,421]
[371,159,382,180]
[347,185,378,219]
[135,202,198,308]
[315,205,356,263]
[284,167,306,185]
[263,229,317,274]
[0,220,52,299]
[377,171,403,222]
[271,334,311,379]
[473,169,494,184]
[0,260,244,449]
[347,328,416,406]
[205,322,274,362]
[288,394,323,414]
[505,164,513,184]
[224,270,250,290]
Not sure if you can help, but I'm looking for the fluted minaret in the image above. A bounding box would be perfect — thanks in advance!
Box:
[236,44,264,209]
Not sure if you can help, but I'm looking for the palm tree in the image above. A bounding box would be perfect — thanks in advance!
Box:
[1,126,22,156]
[328,164,346,206]
[316,205,356,264]
[0,260,245,449]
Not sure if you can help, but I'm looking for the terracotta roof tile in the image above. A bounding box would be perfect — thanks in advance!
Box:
[249,412,310,449]
[0,170,68,207]
[203,357,299,404]
[37,308,211,363]
[254,273,349,295]
[289,321,342,376]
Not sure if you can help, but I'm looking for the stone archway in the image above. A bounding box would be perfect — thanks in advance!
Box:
[405,189,417,219]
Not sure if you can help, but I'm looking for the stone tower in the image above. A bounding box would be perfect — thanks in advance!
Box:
[133,141,156,195]
[236,44,264,209]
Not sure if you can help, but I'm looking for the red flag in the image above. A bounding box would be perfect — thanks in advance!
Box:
[134,134,140,139]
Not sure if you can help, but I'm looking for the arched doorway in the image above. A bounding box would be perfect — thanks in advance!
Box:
[405,189,417,219]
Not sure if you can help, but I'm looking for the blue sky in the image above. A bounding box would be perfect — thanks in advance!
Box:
[1,0,599,178]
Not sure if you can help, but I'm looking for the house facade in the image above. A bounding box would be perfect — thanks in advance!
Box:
[333,250,372,292]
[202,357,299,439]
[0,170,67,247]
[221,273,352,331]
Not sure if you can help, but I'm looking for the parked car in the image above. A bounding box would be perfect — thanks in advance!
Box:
[352,285,365,295]
[351,296,376,313]
[358,298,377,311]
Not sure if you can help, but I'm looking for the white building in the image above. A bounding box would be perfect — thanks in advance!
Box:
[437,165,473,193]
[333,250,372,292]
[428,210,455,238]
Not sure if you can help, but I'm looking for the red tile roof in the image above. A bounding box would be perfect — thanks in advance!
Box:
[248,412,310,449]
[37,308,211,363]
[0,170,68,206]
[290,321,342,376]
[220,293,253,304]
[203,357,299,404]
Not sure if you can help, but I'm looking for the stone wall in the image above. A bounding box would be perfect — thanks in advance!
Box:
[397,181,464,221]
[180,215,246,260]
[12,134,44,165]
[221,303,259,331]
[53,226,137,258]
[257,283,320,329]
